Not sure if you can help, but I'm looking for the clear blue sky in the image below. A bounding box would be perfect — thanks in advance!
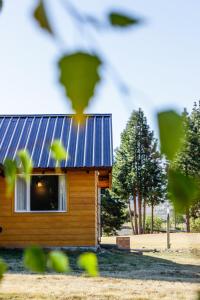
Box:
[0,0,200,147]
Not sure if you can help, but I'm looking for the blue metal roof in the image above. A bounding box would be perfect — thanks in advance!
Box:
[0,114,113,168]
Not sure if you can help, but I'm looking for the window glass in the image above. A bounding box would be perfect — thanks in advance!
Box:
[15,175,66,212]
[30,175,59,211]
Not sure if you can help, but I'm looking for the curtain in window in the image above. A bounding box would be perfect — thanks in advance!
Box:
[59,175,66,211]
[16,177,27,211]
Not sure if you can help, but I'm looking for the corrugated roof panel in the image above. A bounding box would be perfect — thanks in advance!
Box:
[17,117,34,157]
[60,117,71,168]
[25,117,41,159]
[94,117,102,167]
[32,117,49,166]
[84,117,94,167]
[4,117,25,161]
[103,116,112,167]
[0,117,18,162]
[75,124,86,167]
[67,118,77,167]
[0,114,113,168]
[38,117,57,167]
[48,117,64,168]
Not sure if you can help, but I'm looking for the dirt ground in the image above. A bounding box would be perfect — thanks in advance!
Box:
[0,233,199,300]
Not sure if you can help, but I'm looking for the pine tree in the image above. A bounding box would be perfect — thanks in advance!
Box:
[145,144,167,233]
[113,109,166,234]
[172,102,200,231]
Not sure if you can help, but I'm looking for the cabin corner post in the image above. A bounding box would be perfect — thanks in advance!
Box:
[94,171,99,247]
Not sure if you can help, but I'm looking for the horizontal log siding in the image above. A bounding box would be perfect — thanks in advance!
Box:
[0,171,98,248]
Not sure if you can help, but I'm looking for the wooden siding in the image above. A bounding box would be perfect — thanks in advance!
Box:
[0,170,98,248]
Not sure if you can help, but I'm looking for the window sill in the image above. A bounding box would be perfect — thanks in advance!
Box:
[14,210,67,214]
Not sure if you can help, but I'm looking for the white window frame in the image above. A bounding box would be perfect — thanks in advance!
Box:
[15,174,67,213]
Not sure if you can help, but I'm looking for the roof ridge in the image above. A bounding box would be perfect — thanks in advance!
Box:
[0,113,112,117]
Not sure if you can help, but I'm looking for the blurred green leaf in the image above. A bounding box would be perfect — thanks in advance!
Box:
[168,169,199,213]
[77,252,99,277]
[109,12,140,27]
[58,52,102,115]
[0,258,7,279]
[50,140,67,164]
[24,246,46,273]
[0,0,3,12]
[4,159,17,195]
[33,0,53,35]
[18,150,33,180]
[157,110,184,161]
[48,251,70,273]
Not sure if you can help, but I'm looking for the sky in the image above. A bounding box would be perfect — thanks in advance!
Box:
[0,0,200,148]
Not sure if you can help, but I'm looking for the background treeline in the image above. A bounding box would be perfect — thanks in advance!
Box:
[102,102,200,235]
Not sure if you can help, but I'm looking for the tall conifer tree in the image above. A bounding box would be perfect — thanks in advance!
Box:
[113,109,166,234]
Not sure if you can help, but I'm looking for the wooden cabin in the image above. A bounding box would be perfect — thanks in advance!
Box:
[0,114,113,248]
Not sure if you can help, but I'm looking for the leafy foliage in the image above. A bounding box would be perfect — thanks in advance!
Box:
[17,150,33,180]
[190,218,200,233]
[145,216,163,233]
[101,189,128,235]
[50,140,67,165]
[23,246,46,273]
[58,52,102,115]
[4,150,32,195]
[48,251,70,273]
[0,258,7,279]
[78,252,99,277]
[0,0,3,12]
[171,102,200,217]
[157,110,184,161]
[4,159,17,196]
[168,168,198,213]
[109,12,140,27]
[33,0,53,35]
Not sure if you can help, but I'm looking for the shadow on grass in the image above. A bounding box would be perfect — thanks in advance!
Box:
[0,249,199,284]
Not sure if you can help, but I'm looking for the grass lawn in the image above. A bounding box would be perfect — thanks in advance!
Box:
[0,233,199,300]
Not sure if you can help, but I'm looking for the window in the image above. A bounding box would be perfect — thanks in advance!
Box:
[15,175,66,212]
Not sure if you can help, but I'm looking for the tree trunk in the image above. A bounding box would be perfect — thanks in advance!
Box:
[186,209,190,232]
[143,198,146,234]
[138,192,142,234]
[151,203,154,234]
[128,198,135,235]
[133,191,138,235]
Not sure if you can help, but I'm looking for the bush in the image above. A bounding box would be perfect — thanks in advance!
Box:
[101,189,128,236]
[190,218,200,233]
[145,216,163,233]
[172,213,185,225]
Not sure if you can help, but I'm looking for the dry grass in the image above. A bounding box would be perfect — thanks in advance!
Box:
[101,232,200,250]
[0,233,199,300]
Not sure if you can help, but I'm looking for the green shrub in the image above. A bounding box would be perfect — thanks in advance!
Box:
[190,218,200,233]
[172,213,185,225]
[101,189,128,236]
[145,216,163,233]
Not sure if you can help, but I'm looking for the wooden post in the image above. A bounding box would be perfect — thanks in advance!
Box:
[151,203,154,234]
[138,192,142,234]
[167,206,170,249]
[133,191,138,235]
[186,209,190,232]
[143,198,146,234]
